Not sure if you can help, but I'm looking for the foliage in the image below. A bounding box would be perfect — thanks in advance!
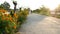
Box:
[0,9,17,34]
[1,1,10,10]
[32,9,40,13]
[32,5,51,16]
[0,8,28,34]
[0,5,4,9]
[17,8,29,24]
[54,4,60,18]
[56,15,60,18]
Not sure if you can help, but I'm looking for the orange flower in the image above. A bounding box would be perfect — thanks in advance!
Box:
[0,9,6,13]
[0,10,2,12]
[5,17,9,20]
[14,13,17,17]
[13,13,18,18]
[9,17,13,22]
[13,26,16,29]
[4,14,9,17]
[2,10,5,13]
[15,16,18,18]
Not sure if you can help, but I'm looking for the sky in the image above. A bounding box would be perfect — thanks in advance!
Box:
[0,0,60,10]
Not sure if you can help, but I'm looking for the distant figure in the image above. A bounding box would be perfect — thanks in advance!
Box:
[31,10,32,13]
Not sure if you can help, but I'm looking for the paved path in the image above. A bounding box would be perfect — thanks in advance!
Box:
[17,13,60,34]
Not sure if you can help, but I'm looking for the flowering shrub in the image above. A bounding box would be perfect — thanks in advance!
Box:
[0,9,17,34]
[17,10,29,24]
[0,9,28,34]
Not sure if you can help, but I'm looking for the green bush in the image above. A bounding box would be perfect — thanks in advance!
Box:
[0,8,28,34]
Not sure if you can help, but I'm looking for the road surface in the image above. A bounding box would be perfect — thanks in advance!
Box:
[17,13,60,34]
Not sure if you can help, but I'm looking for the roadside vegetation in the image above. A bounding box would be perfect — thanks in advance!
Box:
[0,2,29,34]
[32,5,51,16]
[32,5,60,19]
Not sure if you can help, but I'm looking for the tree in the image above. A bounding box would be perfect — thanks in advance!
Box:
[55,4,60,18]
[0,5,4,9]
[39,5,50,16]
[32,9,40,13]
[32,5,51,16]
[1,1,10,10]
